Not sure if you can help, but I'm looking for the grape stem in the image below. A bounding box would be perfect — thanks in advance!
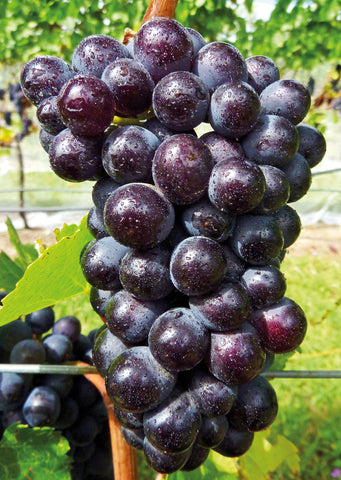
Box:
[141,0,179,24]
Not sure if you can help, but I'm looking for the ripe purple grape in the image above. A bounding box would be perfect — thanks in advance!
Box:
[200,131,245,164]
[245,55,280,94]
[297,123,327,168]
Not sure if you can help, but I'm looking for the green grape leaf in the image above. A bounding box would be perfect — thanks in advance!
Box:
[0,423,71,480]
[270,350,298,371]
[0,251,24,292]
[170,451,239,480]
[0,216,93,326]
[54,223,79,242]
[5,218,38,270]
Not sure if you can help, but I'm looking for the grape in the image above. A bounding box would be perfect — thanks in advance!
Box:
[196,415,228,448]
[186,27,206,58]
[208,157,265,215]
[71,376,100,409]
[43,333,73,363]
[101,125,160,184]
[152,134,213,205]
[221,244,246,283]
[152,71,210,131]
[103,183,175,249]
[36,95,66,135]
[119,245,174,301]
[273,204,302,248]
[105,346,177,413]
[0,319,33,362]
[245,55,280,94]
[121,427,145,450]
[92,176,120,210]
[229,214,284,265]
[67,415,99,446]
[20,55,74,106]
[22,386,61,427]
[148,307,209,372]
[39,129,55,153]
[49,128,104,182]
[2,408,26,429]
[0,373,29,410]
[181,443,210,471]
[89,286,114,318]
[143,437,190,474]
[260,79,311,125]
[297,123,327,168]
[72,443,96,463]
[87,206,109,239]
[72,34,131,78]
[213,426,254,457]
[101,58,154,116]
[57,75,116,136]
[10,339,46,364]
[248,297,307,354]
[281,152,312,203]
[207,324,266,385]
[80,236,128,290]
[105,290,167,344]
[25,306,54,335]
[192,41,248,93]
[92,325,128,377]
[84,446,114,477]
[133,17,193,82]
[53,397,79,430]
[181,198,235,242]
[241,114,299,168]
[241,265,286,309]
[36,374,74,398]
[143,386,201,453]
[209,81,260,138]
[144,117,197,142]
[170,236,226,296]
[189,281,251,332]
[114,405,144,429]
[200,131,245,164]
[227,375,278,432]
[252,165,290,214]
[52,316,81,342]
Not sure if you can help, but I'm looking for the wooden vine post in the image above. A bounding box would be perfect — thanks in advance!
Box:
[85,2,179,479]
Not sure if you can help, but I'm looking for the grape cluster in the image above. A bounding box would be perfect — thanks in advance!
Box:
[20,15,326,475]
[0,293,112,480]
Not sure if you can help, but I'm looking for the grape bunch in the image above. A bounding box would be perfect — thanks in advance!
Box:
[0,293,112,480]
[20,14,326,475]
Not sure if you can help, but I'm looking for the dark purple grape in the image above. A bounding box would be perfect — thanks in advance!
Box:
[260,79,311,125]
[36,374,73,398]
[84,445,114,477]
[71,376,100,409]
[121,427,145,450]
[143,386,201,453]
[22,386,61,427]
[92,176,120,210]
[229,214,284,265]
[53,397,79,430]
[39,129,55,153]
[241,265,286,309]
[87,206,109,239]
[105,290,167,344]
[152,134,213,205]
[72,34,131,78]
[152,71,209,131]
[101,58,154,116]
[213,426,254,457]
[102,125,160,184]
[20,55,74,106]
[208,157,265,215]
[221,244,246,283]
[207,324,266,385]
[273,205,301,248]
[80,236,128,290]
[89,287,114,317]
[67,415,99,446]
[188,366,237,417]
[10,339,46,364]
[104,183,175,249]
[144,117,197,142]
[192,41,248,93]
[92,325,128,377]
[181,198,235,242]
[49,128,104,182]
[190,281,251,332]
[0,319,33,362]
[2,408,26,428]
[241,114,299,168]
[114,405,143,429]
[134,17,193,82]
[36,96,66,135]
[297,123,326,168]
[227,375,278,432]
[248,297,307,354]
[72,443,96,463]
[252,164,290,214]
[105,346,177,413]
[143,437,190,474]
[181,443,210,471]
[0,373,29,410]
[197,415,228,448]
[119,245,173,301]
[186,27,206,58]
[52,316,81,342]
[246,55,280,94]
[148,307,209,372]
[25,306,54,335]
[281,152,312,203]
[43,334,73,363]
[170,236,226,296]
[209,81,260,138]
[57,75,116,136]
[200,131,244,165]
